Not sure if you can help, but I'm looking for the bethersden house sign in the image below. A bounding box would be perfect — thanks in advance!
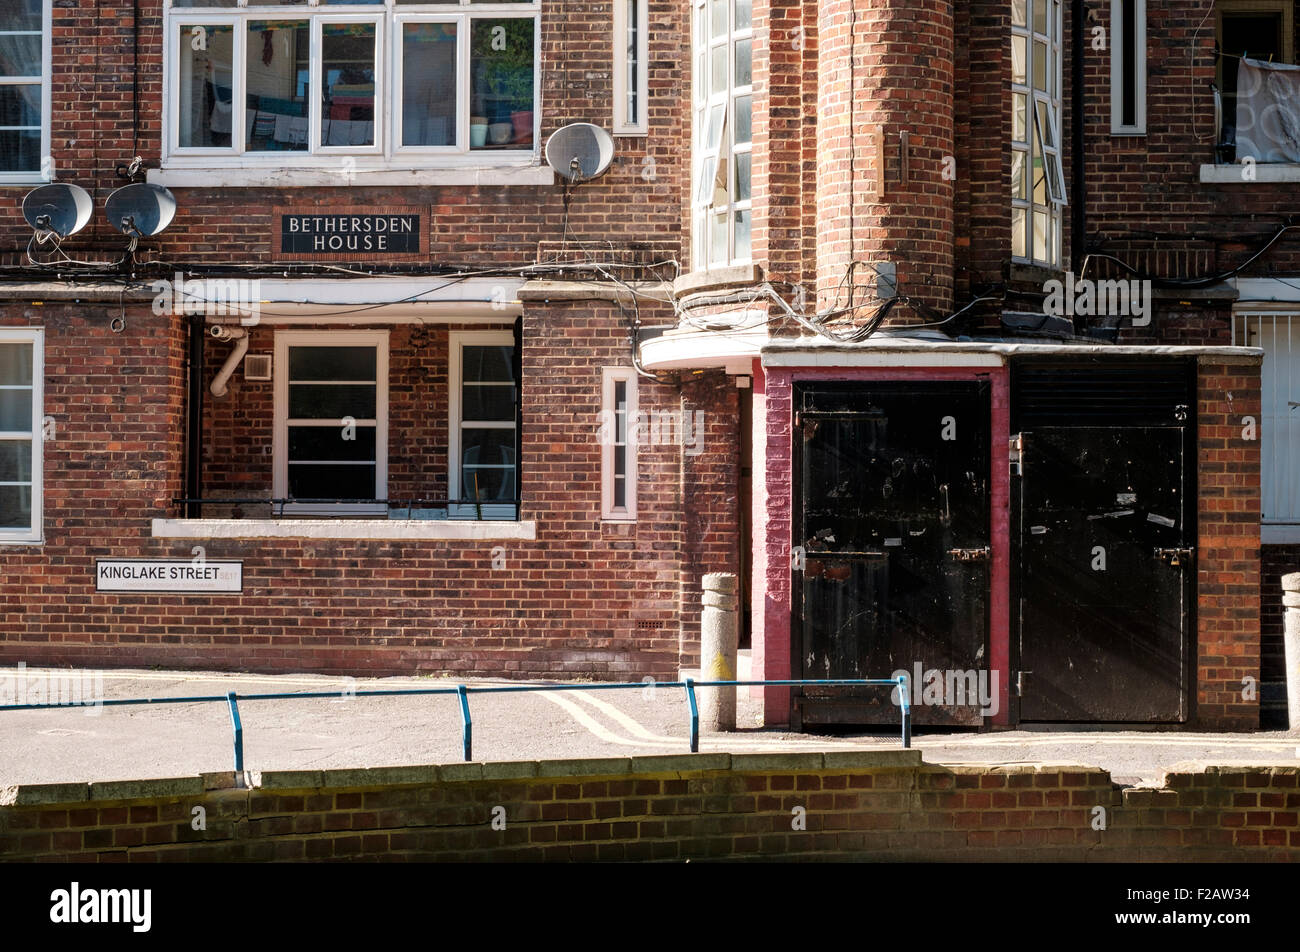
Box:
[96,560,243,594]
[273,206,428,261]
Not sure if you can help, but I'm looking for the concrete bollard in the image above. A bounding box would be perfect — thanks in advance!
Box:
[1283,573,1300,731]
[699,572,739,732]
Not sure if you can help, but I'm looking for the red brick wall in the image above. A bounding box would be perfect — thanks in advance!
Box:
[2,755,1296,862]
[0,300,737,681]
[1197,359,1263,729]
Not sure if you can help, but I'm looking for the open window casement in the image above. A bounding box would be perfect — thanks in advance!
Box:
[1034,95,1067,206]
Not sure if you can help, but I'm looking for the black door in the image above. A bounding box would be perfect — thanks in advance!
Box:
[1018,427,1191,721]
[795,382,991,726]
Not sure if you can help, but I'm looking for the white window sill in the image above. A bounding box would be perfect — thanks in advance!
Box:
[151,518,536,541]
[147,165,555,189]
[1199,163,1300,183]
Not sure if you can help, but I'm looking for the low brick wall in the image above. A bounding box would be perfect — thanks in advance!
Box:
[1,753,1297,862]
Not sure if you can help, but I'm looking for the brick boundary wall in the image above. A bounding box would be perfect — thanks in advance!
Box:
[2,753,1296,862]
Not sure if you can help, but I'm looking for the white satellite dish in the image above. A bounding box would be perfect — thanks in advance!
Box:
[545,123,615,182]
[104,182,177,237]
[21,183,93,238]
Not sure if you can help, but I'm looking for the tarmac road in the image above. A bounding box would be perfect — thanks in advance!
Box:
[0,664,1296,788]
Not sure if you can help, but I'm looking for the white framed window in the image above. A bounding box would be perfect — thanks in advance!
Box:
[449,330,517,520]
[691,0,752,270]
[613,0,648,135]
[0,328,42,543]
[272,330,389,515]
[1011,0,1067,269]
[1110,0,1146,134]
[1235,311,1300,528]
[0,0,51,182]
[600,367,638,521]
[164,1,540,171]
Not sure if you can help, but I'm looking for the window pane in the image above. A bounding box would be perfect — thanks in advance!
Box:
[613,474,626,508]
[734,151,751,200]
[288,346,376,380]
[1034,209,1049,262]
[1033,40,1048,90]
[461,465,516,502]
[711,44,727,94]
[704,102,725,150]
[0,129,40,171]
[246,20,311,152]
[1033,0,1046,34]
[1012,207,1027,258]
[710,0,727,34]
[288,384,377,419]
[1011,149,1027,199]
[1011,36,1026,84]
[0,84,40,127]
[321,22,376,148]
[462,345,514,382]
[0,343,33,385]
[178,24,235,149]
[0,485,32,530]
[1013,93,1027,140]
[734,38,751,86]
[735,0,752,30]
[1011,0,1027,27]
[695,153,718,204]
[0,390,32,430]
[402,23,457,147]
[733,94,751,143]
[0,441,32,481]
[734,208,751,260]
[470,18,536,149]
[288,463,376,499]
[1,0,43,31]
[288,425,376,462]
[710,211,727,265]
[463,384,517,422]
[0,34,41,78]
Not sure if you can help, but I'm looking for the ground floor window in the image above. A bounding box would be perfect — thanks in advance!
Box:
[0,328,42,542]
[449,330,517,518]
[601,366,637,520]
[273,329,388,515]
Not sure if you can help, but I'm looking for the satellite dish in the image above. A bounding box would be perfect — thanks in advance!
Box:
[545,123,615,182]
[21,183,93,238]
[104,182,177,237]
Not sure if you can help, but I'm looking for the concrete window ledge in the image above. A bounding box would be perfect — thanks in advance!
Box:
[147,166,555,189]
[151,518,537,541]
[1199,163,1300,183]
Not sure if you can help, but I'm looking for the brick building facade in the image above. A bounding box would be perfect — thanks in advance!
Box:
[0,1,1284,730]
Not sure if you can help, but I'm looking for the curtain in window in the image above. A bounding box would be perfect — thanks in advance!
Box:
[1236,57,1300,162]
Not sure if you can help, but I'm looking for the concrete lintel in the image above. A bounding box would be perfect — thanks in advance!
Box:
[246,770,324,790]
[318,765,439,789]
[87,777,205,801]
[535,757,634,779]
[0,782,89,806]
[822,750,924,769]
[151,518,537,541]
[629,754,733,775]
[729,752,827,771]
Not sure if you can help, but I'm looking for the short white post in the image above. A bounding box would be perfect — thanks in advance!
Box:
[699,572,739,732]
[1283,572,1300,731]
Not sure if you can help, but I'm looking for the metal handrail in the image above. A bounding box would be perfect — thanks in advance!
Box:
[0,676,910,785]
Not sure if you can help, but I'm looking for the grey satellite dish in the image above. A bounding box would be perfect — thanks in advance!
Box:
[104,182,177,237]
[21,183,93,238]
[545,123,615,182]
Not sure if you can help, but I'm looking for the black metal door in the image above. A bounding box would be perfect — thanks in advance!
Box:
[795,382,991,726]
[1018,427,1190,721]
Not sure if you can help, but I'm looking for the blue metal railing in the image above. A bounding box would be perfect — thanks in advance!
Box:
[0,676,910,780]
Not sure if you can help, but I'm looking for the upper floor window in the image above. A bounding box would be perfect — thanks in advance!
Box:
[691,0,752,271]
[0,0,50,182]
[0,329,43,543]
[1110,0,1146,135]
[1011,0,1066,269]
[1215,0,1295,163]
[165,1,539,169]
[613,0,648,135]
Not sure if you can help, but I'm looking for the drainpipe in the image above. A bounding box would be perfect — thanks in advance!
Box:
[209,325,248,397]
[187,315,204,518]
[1071,0,1087,330]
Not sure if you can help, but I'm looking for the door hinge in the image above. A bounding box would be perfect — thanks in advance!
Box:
[1009,433,1023,476]
[946,545,991,562]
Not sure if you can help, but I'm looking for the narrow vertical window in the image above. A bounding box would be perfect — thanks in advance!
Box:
[450,331,518,520]
[1010,0,1066,268]
[602,367,637,520]
[0,329,42,543]
[1110,0,1146,134]
[613,0,648,134]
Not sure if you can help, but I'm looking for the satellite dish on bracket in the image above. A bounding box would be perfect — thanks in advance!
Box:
[104,182,177,238]
[545,123,616,182]
[21,183,93,239]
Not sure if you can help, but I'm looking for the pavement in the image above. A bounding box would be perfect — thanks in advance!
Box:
[0,660,1296,789]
